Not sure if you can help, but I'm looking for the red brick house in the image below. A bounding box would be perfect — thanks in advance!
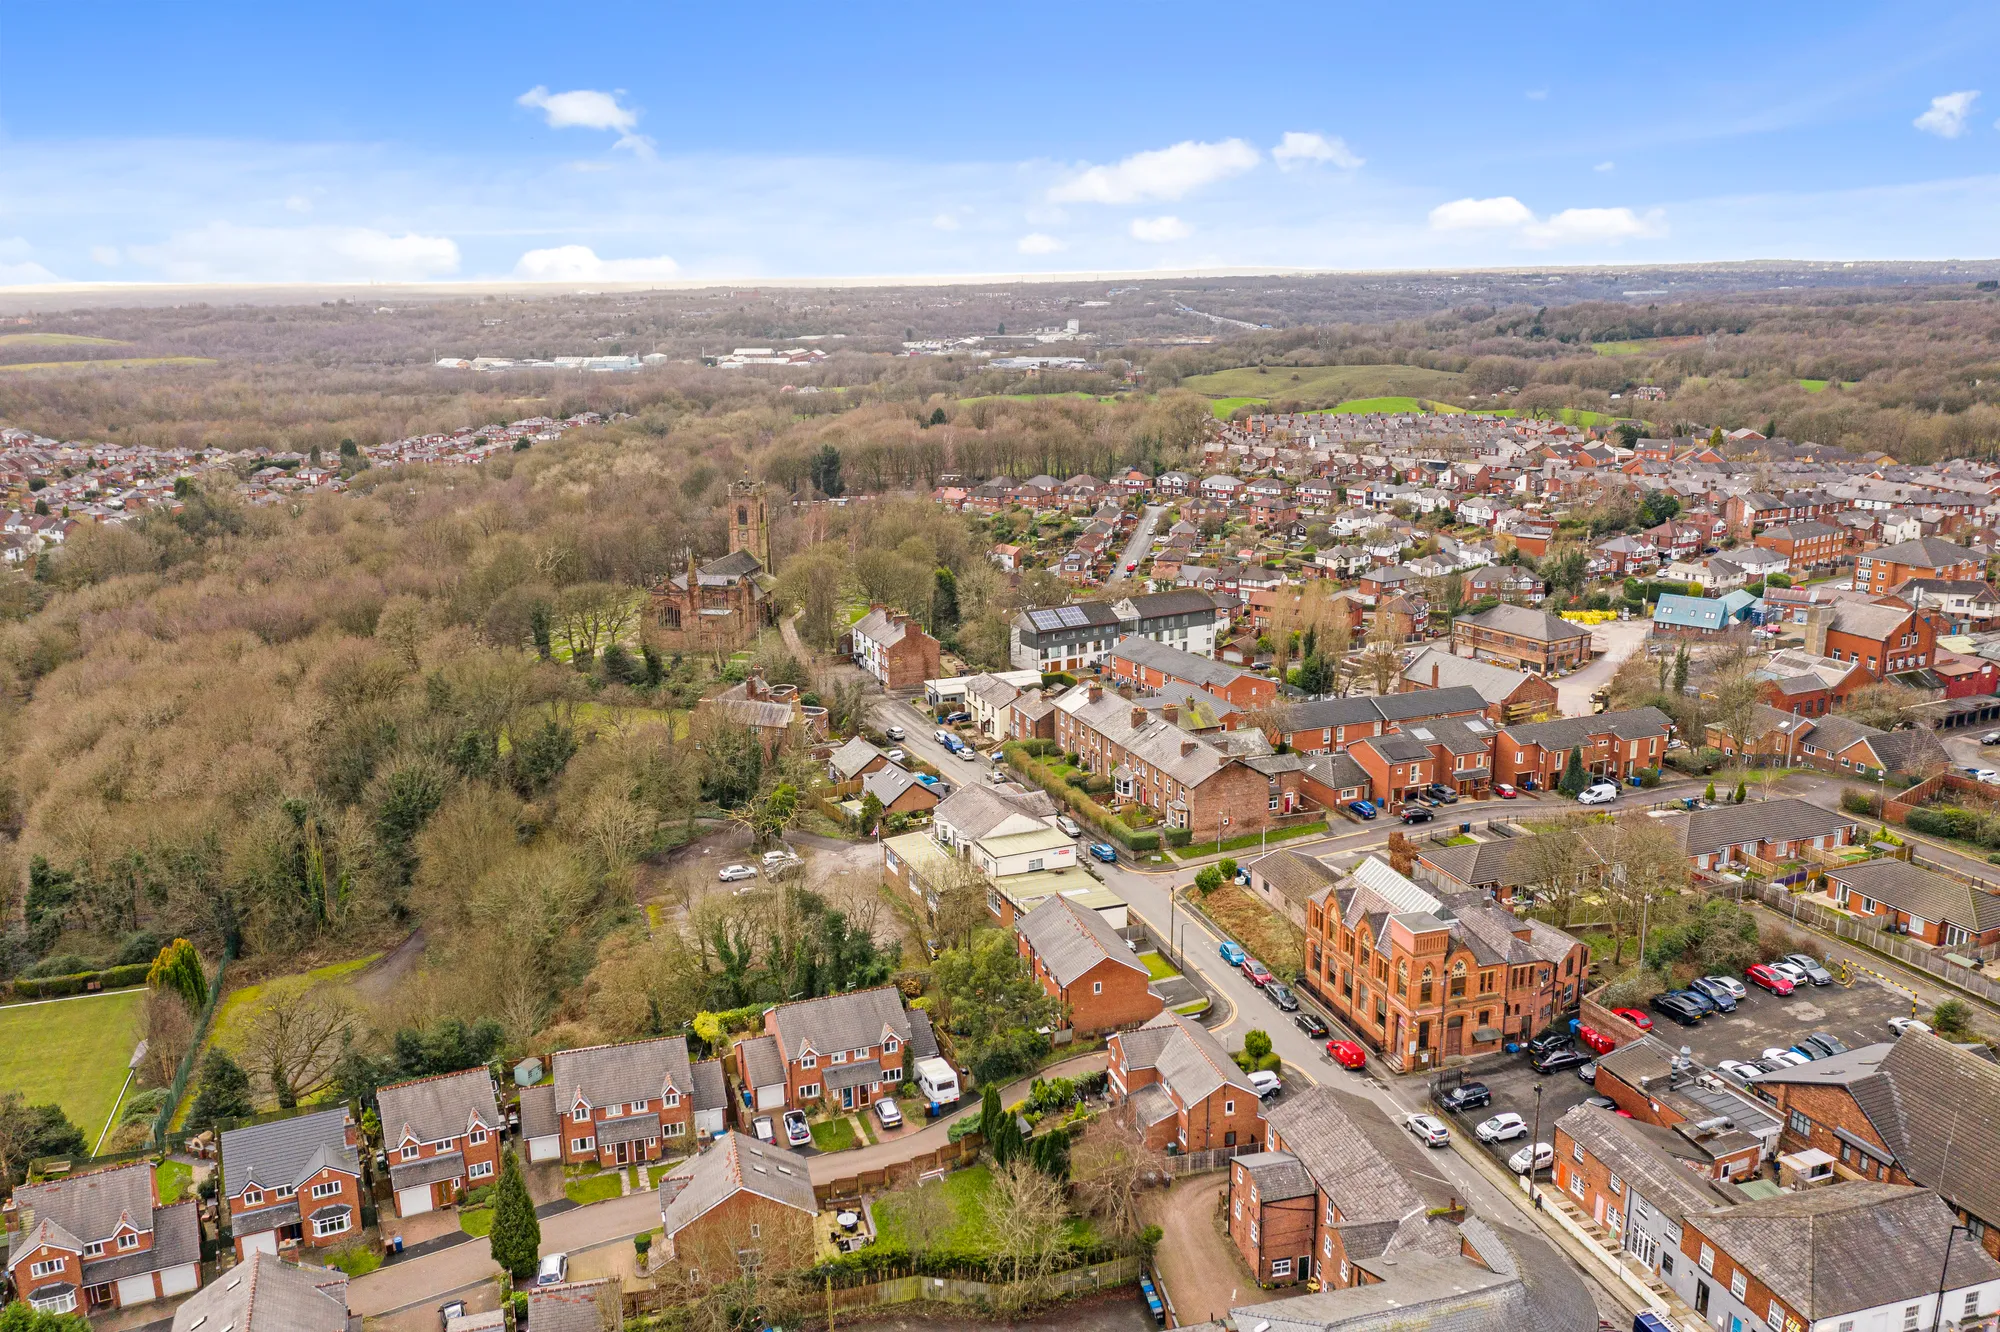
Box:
[1107,1011,1263,1153]
[6,1162,201,1315]
[1586,1042,1770,1182]
[1754,519,1844,569]
[1490,708,1673,791]
[550,1035,698,1168]
[376,1067,503,1219]
[1823,858,2000,951]
[1016,895,1161,1036]
[656,1131,819,1283]
[1450,603,1591,674]
[850,606,942,688]
[1802,600,1941,680]
[1106,637,1277,709]
[1665,797,1861,873]
[1854,535,1982,595]
[220,1107,365,1260]
[733,987,912,1115]
[1266,685,1488,755]
[1399,648,1558,726]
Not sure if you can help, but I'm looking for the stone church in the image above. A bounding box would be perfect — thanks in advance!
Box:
[652,478,777,650]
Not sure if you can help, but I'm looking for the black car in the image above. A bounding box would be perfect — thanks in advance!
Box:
[1293,1011,1330,1039]
[1525,1031,1573,1059]
[1434,1081,1491,1112]
[1265,981,1300,1012]
[1650,991,1707,1027]
[1801,1031,1849,1058]
[1399,805,1435,824]
[1424,783,1461,805]
[1531,1046,1594,1074]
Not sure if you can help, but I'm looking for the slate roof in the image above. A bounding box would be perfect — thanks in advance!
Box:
[659,1131,817,1239]
[934,783,1058,840]
[82,1201,199,1284]
[827,736,886,780]
[1128,1083,1176,1127]
[861,764,932,808]
[1280,686,1488,734]
[550,1035,694,1111]
[1302,750,1371,793]
[376,1067,501,1149]
[768,986,911,1061]
[1399,648,1538,704]
[1234,1151,1316,1202]
[595,1113,660,1146]
[1691,1183,2000,1319]
[1455,602,1591,643]
[1420,836,1553,891]
[170,1251,350,1332]
[389,1152,466,1191]
[908,1008,940,1060]
[1870,535,1978,569]
[1666,796,1857,857]
[1553,1105,1738,1224]
[692,1058,727,1115]
[1499,706,1674,752]
[518,1083,559,1141]
[1017,894,1148,988]
[853,607,917,649]
[11,1161,157,1252]
[1829,600,1917,641]
[1862,1029,2000,1229]
[737,1034,784,1090]
[527,1280,621,1332]
[1264,1086,1439,1239]
[1824,858,2000,934]
[221,1107,359,1201]
[1250,848,1343,908]
[1116,1010,1254,1106]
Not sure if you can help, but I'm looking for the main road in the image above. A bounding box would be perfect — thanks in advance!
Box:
[1103,505,1166,589]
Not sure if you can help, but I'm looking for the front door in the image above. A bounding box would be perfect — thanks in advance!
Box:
[1445,1016,1464,1056]
[1296,1255,1311,1281]
[842,1085,854,1110]
[614,1140,629,1166]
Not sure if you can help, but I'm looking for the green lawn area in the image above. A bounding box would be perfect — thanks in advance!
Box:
[155,1160,193,1204]
[1592,335,1704,357]
[460,1206,494,1237]
[209,954,382,1054]
[811,1117,859,1153]
[564,1170,625,1206]
[1138,951,1180,982]
[873,1164,1093,1252]
[1173,998,1210,1016]
[1326,395,1451,415]
[1440,835,1477,847]
[1206,395,1268,418]
[1799,379,1859,393]
[1180,363,1464,407]
[0,990,147,1143]
[1174,820,1328,860]
[0,332,129,348]
[321,1247,382,1278]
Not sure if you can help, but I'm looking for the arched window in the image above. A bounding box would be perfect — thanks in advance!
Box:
[1420,966,1434,1004]
[737,506,748,525]
[1450,960,1467,999]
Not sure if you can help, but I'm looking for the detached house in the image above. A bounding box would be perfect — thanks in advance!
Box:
[657,1131,819,1284]
[547,1035,697,1168]
[733,987,911,1115]
[220,1107,364,1260]
[376,1067,504,1219]
[168,1252,348,1332]
[1451,603,1591,674]
[1822,858,2000,950]
[1016,894,1162,1036]
[1107,1010,1263,1154]
[7,1162,201,1316]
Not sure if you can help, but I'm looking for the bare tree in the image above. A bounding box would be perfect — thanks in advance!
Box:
[930,855,993,952]
[144,989,196,1086]
[982,1157,1071,1291]
[1067,1116,1165,1239]
[243,979,353,1108]
[554,582,638,661]
[1513,826,1601,929]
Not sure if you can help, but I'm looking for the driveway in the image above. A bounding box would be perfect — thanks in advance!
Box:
[1142,1176,1241,1328]
[1557,617,1651,717]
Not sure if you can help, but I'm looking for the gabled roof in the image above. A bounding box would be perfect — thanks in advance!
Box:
[1665,796,1857,857]
[1281,686,1487,733]
[1823,859,2000,934]
[1870,535,1978,569]
[1399,648,1538,704]
[1828,599,1917,642]
[221,1107,358,1201]
[1250,848,1344,908]
[376,1067,501,1148]
[10,1161,155,1253]
[827,736,886,780]
[1116,1010,1253,1105]
[861,764,931,807]
[659,1131,817,1238]
[768,986,911,1060]
[551,1035,693,1110]
[1455,603,1591,643]
[1499,706,1673,751]
[1552,1105,1739,1225]
[934,783,1058,840]
[1017,894,1149,988]
[1110,635,1249,690]
[527,1280,621,1332]
[170,1251,349,1332]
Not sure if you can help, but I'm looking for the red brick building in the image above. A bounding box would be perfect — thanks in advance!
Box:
[1490,708,1674,791]
[1450,603,1591,674]
[850,606,942,688]
[376,1067,504,1219]
[1801,600,1941,680]
[550,1036,698,1168]
[6,1162,201,1315]
[733,987,912,1115]
[1015,895,1161,1036]
[1106,637,1276,709]
[1107,1011,1264,1153]
[1586,1042,1769,1183]
[1854,535,1981,595]
[657,1131,819,1283]
[1754,519,1844,568]
[220,1107,366,1261]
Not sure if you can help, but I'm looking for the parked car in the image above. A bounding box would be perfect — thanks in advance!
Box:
[1424,784,1461,805]
[718,863,758,883]
[933,728,953,745]
[1434,1081,1489,1111]
[1982,731,2000,745]
[1508,1142,1556,1175]
[1327,1039,1368,1070]
[884,748,908,764]
[751,1115,776,1143]
[762,848,801,870]
[1671,987,1720,1016]
[956,745,978,761]
[536,1253,570,1287]
[944,711,970,724]
[1611,1007,1654,1031]
[1264,981,1299,1012]
[1717,1059,1765,1082]
[783,1109,812,1147]
[1525,1031,1573,1058]
[885,725,905,741]
[1688,977,1739,1012]
[1577,1061,1598,1083]
[1294,1011,1330,1039]
[1767,960,1810,987]
[1801,1032,1849,1058]
[1699,974,1749,999]
[1399,805,1435,824]
[1532,1045,1593,1074]
[1577,781,1620,805]
[1889,1016,1932,1036]
[1406,1114,1451,1147]
[439,1301,468,1330]
[1762,1048,1811,1068]
[1744,963,1796,996]
[1219,940,1248,966]
[1475,1112,1528,1143]
[1089,843,1119,864]
[1782,953,1834,986]
[1347,800,1378,820]
[1055,816,1081,838]
[1493,783,1519,799]
[1249,1070,1283,1100]
[1650,992,1707,1027]
[874,1099,903,1129]
[987,769,1010,785]
[1583,1095,1618,1111]
[1241,957,1274,987]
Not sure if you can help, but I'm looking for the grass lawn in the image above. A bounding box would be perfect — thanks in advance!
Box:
[0,356,217,373]
[1138,951,1180,982]
[1174,820,1327,860]
[322,1247,382,1278]
[0,332,129,348]
[459,1206,494,1237]
[1181,364,1463,407]
[209,954,382,1053]
[1193,883,1304,977]
[564,1170,625,1207]
[1206,396,1268,418]
[1173,998,1210,1016]
[155,1160,193,1204]
[1593,335,1704,357]
[1441,835,1477,847]
[0,989,147,1142]
[810,1117,859,1153]
[873,1164,1094,1252]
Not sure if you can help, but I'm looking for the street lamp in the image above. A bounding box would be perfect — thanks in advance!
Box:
[1527,1081,1545,1208]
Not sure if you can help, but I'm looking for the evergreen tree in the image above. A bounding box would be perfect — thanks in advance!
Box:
[1028,1127,1070,1178]
[1733,780,1747,804]
[147,939,208,1012]
[809,444,845,498]
[488,1148,541,1279]
[639,642,664,688]
[932,567,960,632]
[1672,644,1691,694]
[979,1083,1004,1144]
[1557,748,1590,797]
[529,603,553,660]
[928,407,948,427]
[186,1049,255,1132]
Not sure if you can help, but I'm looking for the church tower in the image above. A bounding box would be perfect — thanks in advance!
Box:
[728,477,771,572]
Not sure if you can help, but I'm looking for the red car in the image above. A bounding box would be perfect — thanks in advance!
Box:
[1745,963,1796,996]
[1611,1007,1654,1031]
[1326,1039,1366,1069]
[1493,783,1519,799]
[1241,957,1273,987]
[1579,1025,1617,1055]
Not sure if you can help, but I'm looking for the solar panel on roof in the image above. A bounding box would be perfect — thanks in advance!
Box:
[1029,609,1065,631]
[1058,605,1089,627]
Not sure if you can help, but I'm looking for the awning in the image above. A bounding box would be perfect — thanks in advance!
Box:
[823,1062,882,1092]
[308,1204,352,1224]
[596,1113,661,1146]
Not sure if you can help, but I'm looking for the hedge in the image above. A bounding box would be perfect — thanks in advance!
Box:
[10,963,151,1000]
[1905,806,2000,848]
[1003,744,1160,852]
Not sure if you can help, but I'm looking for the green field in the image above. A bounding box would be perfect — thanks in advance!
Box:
[1799,379,1859,393]
[0,990,147,1144]
[0,332,130,348]
[209,954,381,1053]
[1180,363,1465,406]
[0,356,218,373]
[1592,335,1704,357]
[1207,396,1269,418]
[565,1169,624,1206]
[1138,951,1179,981]
[873,1164,1094,1252]
[1324,396,1451,415]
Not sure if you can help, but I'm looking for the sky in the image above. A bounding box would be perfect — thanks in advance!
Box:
[6,2,2000,286]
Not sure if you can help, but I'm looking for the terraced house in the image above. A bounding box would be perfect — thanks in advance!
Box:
[547,1035,697,1167]
[1491,707,1674,790]
[220,1107,364,1260]
[376,1067,503,1219]
[7,1161,201,1315]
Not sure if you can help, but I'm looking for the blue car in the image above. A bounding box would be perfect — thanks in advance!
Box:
[1088,843,1118,864]
[1347,800,1377,820]
[1219,940,1247,966]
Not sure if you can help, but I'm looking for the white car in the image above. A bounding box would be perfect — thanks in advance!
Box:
[1965,766,2000,785]
[1406,1114,1451,1147]
[536,1253,569,1287]
[762,847,801,869]
[1249,1070,1283,1100]
[1889,1016,1933,1036]
[1475,1112,1528,1143]
[1508,1142,1555,1175]
[1577,782,1620,805]
[1701,974,1748,999]
[885,725,905,741]
[884,748,908,764]
[1767,961,1809,986]
[782,1110,812,1148]
[1717,1059,1764,1082]
[1761,1047,1810,1068]
[718,864,757,883]
[1055,815,1081,838]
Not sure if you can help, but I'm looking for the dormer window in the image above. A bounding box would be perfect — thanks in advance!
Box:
[243,1188,263,1206]
[118,1232,139,1251]
[800,1055,816,1070]
[83,1241,104,1258]
[572,1106,589,1122]
[884,1037,899,1053]
[401,1144,420,1160]
[470,1128,487,1145]
[665,1090,680,1108]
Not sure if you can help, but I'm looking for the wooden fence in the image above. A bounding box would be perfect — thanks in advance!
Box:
[620,1256,1140,1320]
[1734,878,2000,1002]
[812,1133,983,1205]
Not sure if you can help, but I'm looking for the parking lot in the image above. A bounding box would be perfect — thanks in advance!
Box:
[1431,972,1918,1172]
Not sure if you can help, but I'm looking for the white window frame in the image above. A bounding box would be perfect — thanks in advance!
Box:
[83,1241,104,1258]
[118,1231,140,1251]
[572,1106,589,1122]
[571,1137,594,1153]
[883,1066,902,1082]
[243,1188,263,1206]
[312,1213,350,1239]
[665,1121,687,1137]
[800,1055,817,1070]
[1093,981,1103,994]
[799,1084,820,1099]
[1270,1258,1292,1277]
[884,1037,899,1053]
[470,1128,487,1145]
[311,1180,342,1200]
[401,1143,420,1160]
[30,1258,64,1279]
[832,1051,848,1064]
[469,1161,494,1180]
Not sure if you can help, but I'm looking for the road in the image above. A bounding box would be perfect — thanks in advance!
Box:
[1104,505,1166,588]
[1557,617,1651,717]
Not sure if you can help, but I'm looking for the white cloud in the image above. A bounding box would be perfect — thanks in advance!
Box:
[1525,88,1549,101]
[1594,161,1616,172]
[1429,196,1536,230]
[932,212,960,231]
[90,245,121,266]
[1016,233,1064,255]
[284,194,313,213]
[517,85,651,153]
[0,240,59,284]
[126,223,461,282]
[1129,215,1190,243]
[1524,207,1666,246]
[512,245,680,282]
[1915,90,1979,138]
[1048,138,1260,204]
[1271,131,1363,171]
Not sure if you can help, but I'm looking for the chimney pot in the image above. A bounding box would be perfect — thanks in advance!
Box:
[1131,707,1149,730]
[1163,704,1180,724]
[1181,739,1198,758]
[1431,660,1439,689]
[1088,683,1103,703]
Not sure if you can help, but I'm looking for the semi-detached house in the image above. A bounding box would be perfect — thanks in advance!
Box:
[732,987,912,1116]
[1492,707,1674,790]
[1016,894,1161,1036]
[1107,1010,1263,1154]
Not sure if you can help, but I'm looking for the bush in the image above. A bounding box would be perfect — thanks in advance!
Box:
[1065,752,1081,766]
[1842,788,1881,816]
[1065,771,1089,787]
[946,1111,983,1143]
[1638,767,1661,788]
[1083,776,1113,796]
[1907,806,1977,841]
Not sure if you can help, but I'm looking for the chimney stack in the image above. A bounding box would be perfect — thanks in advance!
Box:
[1163,704,1180,725]
[1131,707,1149,730]
[1803,606,1832,658]
[1431,660,1440,689]
[1181,739,1199,758]
[1088,683,1103,704]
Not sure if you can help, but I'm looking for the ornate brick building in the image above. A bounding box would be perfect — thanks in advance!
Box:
[652,478,775,650]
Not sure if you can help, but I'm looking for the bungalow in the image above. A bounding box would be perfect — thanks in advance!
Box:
[1245,847,1343,929]
[859,764,940,817]
[1651,592,1731,637]
[826,736,891,783]
[1822,858,2000,950]
[1663,797,1860,872]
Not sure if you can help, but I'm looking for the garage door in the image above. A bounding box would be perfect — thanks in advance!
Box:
[115,1274,157,1307]
[243,1231,278,1257]
[158,1265,199,1297]
[397,1185,435,1218]
[527,1135,559,1163]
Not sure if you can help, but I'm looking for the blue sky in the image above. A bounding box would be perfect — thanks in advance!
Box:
[6,2,2000,285]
